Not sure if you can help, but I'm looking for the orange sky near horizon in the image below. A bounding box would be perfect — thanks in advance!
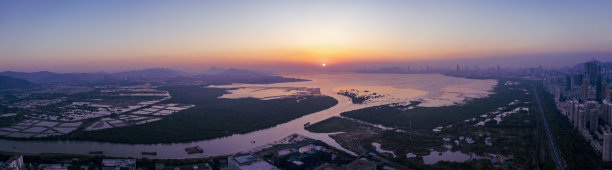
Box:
[1,1,612,72]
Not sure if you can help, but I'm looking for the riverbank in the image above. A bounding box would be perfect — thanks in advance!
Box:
[0,134,357,169]
[306,79,538,169]
[0,73,496,159]
[341,79,523,130]
[61,86,338,144]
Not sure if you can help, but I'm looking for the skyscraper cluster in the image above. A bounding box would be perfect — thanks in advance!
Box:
[548,60,612,161]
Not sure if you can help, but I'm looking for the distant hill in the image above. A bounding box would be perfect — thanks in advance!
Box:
[0,71,61,83]
[0,68,187,85]
[0,67,305,85]
[203,66,226,75]
[110,68,188,80]
[0,76,37,90]
[171,68,307,85]
[356,67,410,74]
[571,60,612,71]
[0,71,111,85]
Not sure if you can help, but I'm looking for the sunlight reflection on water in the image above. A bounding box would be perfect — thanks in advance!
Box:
[0,73,496,158]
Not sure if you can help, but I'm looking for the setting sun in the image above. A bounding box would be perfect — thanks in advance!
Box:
[1,1,612,168]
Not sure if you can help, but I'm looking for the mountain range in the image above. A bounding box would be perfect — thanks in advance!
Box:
[0,76,37,90]
[571,61,612,71]
[0,67,303,86]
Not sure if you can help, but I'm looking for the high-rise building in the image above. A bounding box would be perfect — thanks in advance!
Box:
[587,101,599,110]
[586,101,600,132]
[582,75,590,101]
[575,74,582,85]
[573,104,584,128]
[603,132,612,161]
[578,109,586,130]
[590,108,599,132]
[567,75,574,91]
[605,101,612,125]
[497,65,501,75]
[586,60,601,86]
[597,75,604,102]
[604,83,610,102]
[569,100,578,122]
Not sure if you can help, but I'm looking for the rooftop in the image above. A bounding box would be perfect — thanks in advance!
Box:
[232,154,257,164]
[102,159,136,167]
[238,160,277,170]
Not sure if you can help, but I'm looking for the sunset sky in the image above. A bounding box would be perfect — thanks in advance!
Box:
[1,0,612,72]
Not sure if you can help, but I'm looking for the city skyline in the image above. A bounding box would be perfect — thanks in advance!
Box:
[3,1,612,168]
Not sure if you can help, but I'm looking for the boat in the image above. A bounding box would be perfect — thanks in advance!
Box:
[185,146,203,154]
[142,152,157,156]
[304,122,311,127]
[89,151,103,155]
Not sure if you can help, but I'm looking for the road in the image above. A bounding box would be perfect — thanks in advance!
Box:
[533,87,567,170]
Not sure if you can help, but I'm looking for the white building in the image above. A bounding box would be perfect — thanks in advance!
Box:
[0,155,24,170]
[39,164,68,170]
[101,159,136,170]
[228,153,277,170]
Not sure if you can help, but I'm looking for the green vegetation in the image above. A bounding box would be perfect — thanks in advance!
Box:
[442,104,537,169]
[0,135,355,169]
[341,80,526,130]
[67,86,338,143]
[306,116,444,155]
[337,91,369,104]
[305,116,363,133]
[404,159,495,170]
[0,104,26,127]
[307,79,539,169]
[368,130,443,156]
[0,150,227,170]
[0,115,25,128]
[0,75,37,90]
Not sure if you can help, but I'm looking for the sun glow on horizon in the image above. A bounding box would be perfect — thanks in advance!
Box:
[1,1,612,72]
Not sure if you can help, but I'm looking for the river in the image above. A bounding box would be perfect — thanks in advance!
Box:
[0,73,496,159]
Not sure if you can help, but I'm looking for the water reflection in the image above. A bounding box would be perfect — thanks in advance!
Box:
[422,150,472,164]
[0,73,495,158]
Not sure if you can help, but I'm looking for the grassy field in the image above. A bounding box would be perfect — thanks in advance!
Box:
[67,86,338,143]
[341,80,527,130]
[308,79,539,169]
[305,116,364,133]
